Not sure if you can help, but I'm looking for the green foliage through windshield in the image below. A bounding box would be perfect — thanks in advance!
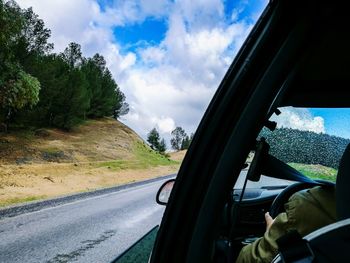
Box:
[289,163,337,182]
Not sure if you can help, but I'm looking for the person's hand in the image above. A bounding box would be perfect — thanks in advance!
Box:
[265,212,275,232]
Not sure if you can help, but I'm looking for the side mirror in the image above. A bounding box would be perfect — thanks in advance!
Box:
[156,179,175,205]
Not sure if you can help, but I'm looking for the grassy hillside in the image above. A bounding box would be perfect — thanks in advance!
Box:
[289,163,337,182]
[0,118,180,207]
[260,127,350,169]
[0,118,169,164]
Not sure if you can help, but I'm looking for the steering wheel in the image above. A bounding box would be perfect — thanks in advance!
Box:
[269,182,323,218]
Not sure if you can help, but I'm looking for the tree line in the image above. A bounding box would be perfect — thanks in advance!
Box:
[147,126,194,154]
[260,127,350,169]
[0,0,128,131]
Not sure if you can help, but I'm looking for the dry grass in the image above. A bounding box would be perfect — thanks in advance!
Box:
[0,162,179,207]
[169,150,187,162]
[0,118,180,207]
[0,118,139,165]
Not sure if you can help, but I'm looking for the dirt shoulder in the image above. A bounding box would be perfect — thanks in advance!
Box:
[0,162,179,207]
[0,118,183,207]
[169,150,187,162]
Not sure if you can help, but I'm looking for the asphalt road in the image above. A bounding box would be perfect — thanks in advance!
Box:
[0,179,167,263]
[0,171,294,263]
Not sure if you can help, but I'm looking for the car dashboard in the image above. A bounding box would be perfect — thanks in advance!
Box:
[214,184,289,261]
[232,186,286,237]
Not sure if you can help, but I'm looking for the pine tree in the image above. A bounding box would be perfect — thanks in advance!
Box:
[146,128,167,153]
[147,128,161,150]
[158,138,167,153]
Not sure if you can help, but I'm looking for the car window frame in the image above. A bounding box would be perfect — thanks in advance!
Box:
[150,1,309,262]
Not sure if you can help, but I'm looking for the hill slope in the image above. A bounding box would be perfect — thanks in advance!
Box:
[1,118,153,164]
[0,118,179,206]
[260,127,350,169]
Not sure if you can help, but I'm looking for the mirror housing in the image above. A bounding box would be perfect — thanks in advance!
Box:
[156,179,175,205]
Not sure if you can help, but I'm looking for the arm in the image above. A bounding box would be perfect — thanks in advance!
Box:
[235,212,291,263]
[235,186,336,263]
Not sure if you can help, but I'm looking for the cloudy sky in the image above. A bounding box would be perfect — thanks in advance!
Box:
[16,0,350,141]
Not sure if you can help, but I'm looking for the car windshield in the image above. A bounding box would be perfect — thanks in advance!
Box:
[235,107,350,189]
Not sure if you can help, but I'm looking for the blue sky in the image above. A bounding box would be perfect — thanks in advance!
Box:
[310,109,350,139]
[16,0,349,142]
[113,18,167,53]
[272,107,350,139]
[108,0,267,54]
[15,0,269,142]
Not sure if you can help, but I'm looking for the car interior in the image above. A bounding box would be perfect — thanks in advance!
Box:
[214,134,346,263]
[215,3,350,261]
[214,1,350,261]
[150,1,350,262]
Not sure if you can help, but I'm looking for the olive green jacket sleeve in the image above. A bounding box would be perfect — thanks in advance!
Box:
[235,186,336,263]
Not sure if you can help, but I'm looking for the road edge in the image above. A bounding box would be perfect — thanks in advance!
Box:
[0,174,176,220]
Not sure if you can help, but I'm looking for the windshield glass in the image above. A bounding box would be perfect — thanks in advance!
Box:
[235,107,350,189]
[262,107,350,183]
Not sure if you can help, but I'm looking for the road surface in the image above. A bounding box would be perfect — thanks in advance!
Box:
[0,179,167,263]
[0,171,294,263]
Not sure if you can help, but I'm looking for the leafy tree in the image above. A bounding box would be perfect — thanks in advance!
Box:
[0,69,40,130]
[15,54,67,126]
[0,1,23,64]
[0,2,128,131]
[2,70,40,109]
[0,0,26,121]
[14,6,53,67]
[181,132,194,150]
[0,0,48,129]
[21,7,53,52]
[1,1,53,76]
[171,126,187,150]
[181,135,191,150]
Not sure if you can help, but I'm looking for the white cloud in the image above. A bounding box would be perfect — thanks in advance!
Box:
[99,0,172,26]
[16,0,137,77]
[121,2,254,140]
[176,0,224,30]
[16,0,264,144]
[272,107,325,134]
[16,0,100,52]
[140,47,166,65]
[121,64,215,140]
[152,117,176,134]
